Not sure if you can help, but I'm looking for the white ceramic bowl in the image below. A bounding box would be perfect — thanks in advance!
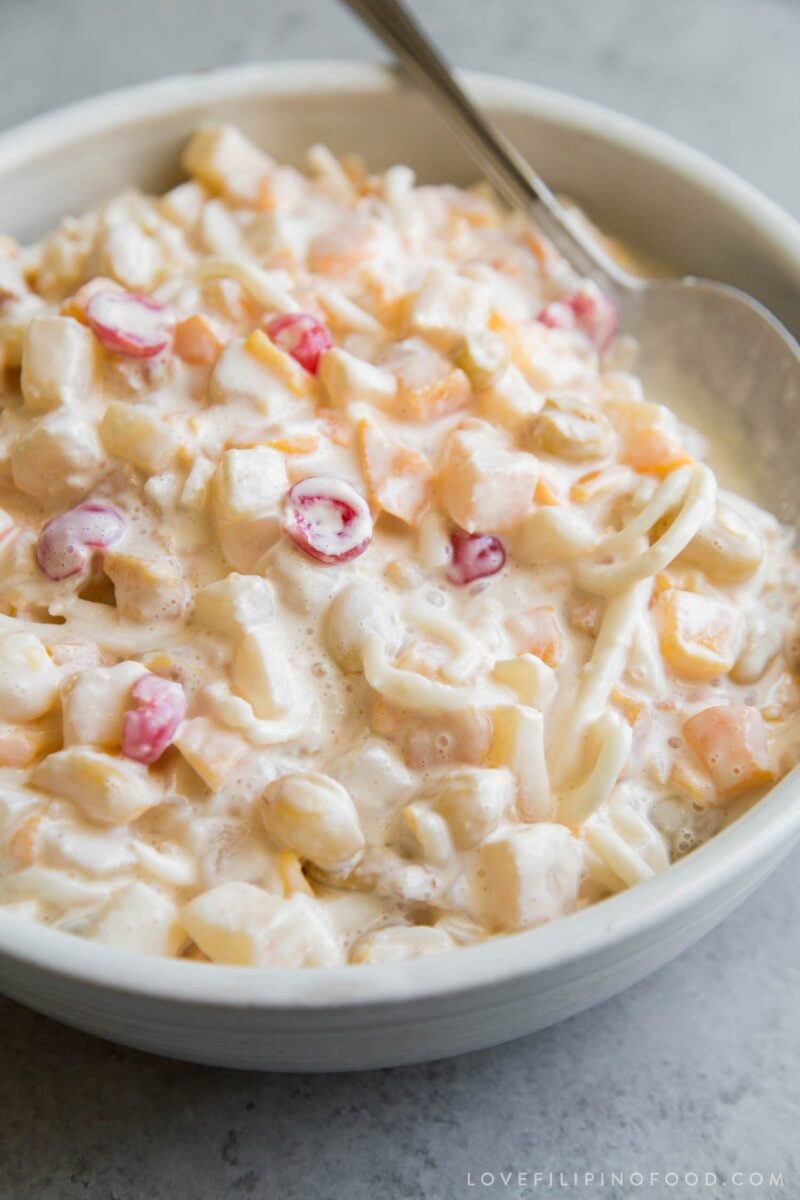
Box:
[1,62,798,1072]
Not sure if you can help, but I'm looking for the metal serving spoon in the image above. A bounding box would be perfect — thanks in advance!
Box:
[340,0,800,519]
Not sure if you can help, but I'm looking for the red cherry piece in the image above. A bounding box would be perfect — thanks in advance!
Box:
[86,290,173,358]
[283,476,372,564]
[447,531,506,586]
[264,312,333,374]
[537,286,618,353]
[121,674,187,765]
[36,501,125,581]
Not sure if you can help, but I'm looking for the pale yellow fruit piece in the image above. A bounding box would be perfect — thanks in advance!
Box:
[438,423,539,533]
[232,626,294,720]
[683,705,773,801]
[476,364,542,429]
[193,573,276,636]
[10,413,105,504]
[174,716,248,791]
[656,589,742,680]
[350,924,455,965]
[491,654,557,710]
[260,771,365,871]
[100,400,179,473]
[31,747,162,825]
[21,315,96,411]
[61,661,147,749]
[182,124,272,198]
[211,445,287,572]
[0,633,59,722]
[244,329,310,397]
[408,267,490,352]
[469,825,583,931]
[209,337,296,415]
[89,882,186,956]
[415,766,513,851]
[515,505,595,563]
[318,347,397,409]
[485,705,553,822]
[104,550,187,622]
[182,881,343,967]
[357,419,432,526]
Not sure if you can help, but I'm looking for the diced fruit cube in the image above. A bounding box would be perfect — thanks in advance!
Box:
[174,716,249,790]
[100,400,179,473]
[182,125,272,197]
[104,549,187,622]
[622,426,692,476]
[21,315,97,411]
[438,423,539,532]
[89,882,186,955]
[62,661,148,748]
[0,633,59,722]
[491,654,557,710]
[211,445,288,571]
[412,767,513,851]
[408,267,490,352]
[182,881,343,968]
[382,338,472,422]
[10,412,104,506]
[232,626,295,720]
[515,506,595,563]
[31,746,162,825]
[469,825,583,930]
[173,312,227,364]
[318,347,397,409]
[681,501,764,582]
[357,419,432,526]
[260,771,365,870]
[484,704,553,821]
[243,328,311,397]
[193,573,276,636]
[683,705,773,800]
[656,589,742,680]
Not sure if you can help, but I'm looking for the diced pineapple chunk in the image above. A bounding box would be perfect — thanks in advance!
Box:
[383,338,471,422]
[438,422,539,533]
[683,705,773,801]
[232,626,295,720]
[89,882,186,955]
[174,716,249,791]
[622,427,692,476]
[31,746,162,825]
[260,771,365,870]
[193,573,276,636]
[656,589,742,680]
[515,505,596,563]
[244,329,310,397]
[10,413,105,504]
[484,704,553,821]
[0,632,59,722]
[182,124,272,198]
[492,654,557,710]
[408,267,490,352]
[0,723,59,768]
[357,419,432,526]
[469,825,583,930]
[318,347,397,409]
[182,881,343,967]
[100,400,179,473]
[21,315,97,411]
[104,549,187,622]
[476,364,542,429]
[209,337,299,414]
[211,445,288,571]
[350,924,455,964]
[407,767,512,855]
[61,661,147,748]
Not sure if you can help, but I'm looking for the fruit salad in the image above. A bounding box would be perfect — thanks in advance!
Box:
[0,125,797,968]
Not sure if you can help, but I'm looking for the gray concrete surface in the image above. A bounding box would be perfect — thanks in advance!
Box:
[0,1,798,1197]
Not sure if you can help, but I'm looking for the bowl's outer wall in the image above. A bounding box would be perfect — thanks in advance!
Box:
[0,64,799,1070]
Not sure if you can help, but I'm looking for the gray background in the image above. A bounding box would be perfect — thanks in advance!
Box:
[1,1,798,1198]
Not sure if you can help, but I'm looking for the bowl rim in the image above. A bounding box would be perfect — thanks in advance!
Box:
[1,60,799,1013]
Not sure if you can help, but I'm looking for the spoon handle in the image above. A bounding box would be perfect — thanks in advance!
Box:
[340,0,631,290]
